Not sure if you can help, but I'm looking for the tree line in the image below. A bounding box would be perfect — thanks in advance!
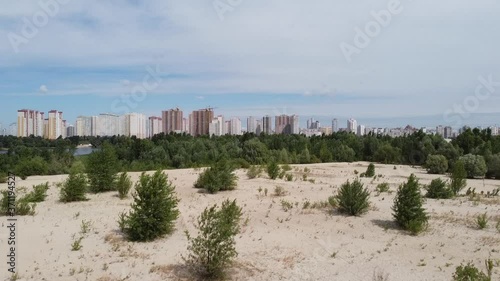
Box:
[1,127,500,179]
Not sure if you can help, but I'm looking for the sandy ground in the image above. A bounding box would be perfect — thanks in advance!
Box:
[1,163,499,281]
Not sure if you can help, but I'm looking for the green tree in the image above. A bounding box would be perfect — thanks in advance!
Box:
[116,172,133,199]
[425,155,448,174]
[425,178,453,199]
[119,170,179,242]
[266,160,281,180]
[392,174,428,235]
[365,163,375,177]
[450,160,467,195]
[335,179,370,216]
[185,199,242,278]
[194,159,237,194]
[60,171,88,202]
[86,143,119,193]
[486,154,500,179]
[460,154,487,178]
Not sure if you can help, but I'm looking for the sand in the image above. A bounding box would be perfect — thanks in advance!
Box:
[1,163,499,281]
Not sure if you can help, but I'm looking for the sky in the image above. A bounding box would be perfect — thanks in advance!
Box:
[1,0,500,130]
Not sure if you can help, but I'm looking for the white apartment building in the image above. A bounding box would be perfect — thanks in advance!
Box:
[209,116,225,136]
[347,118,357,133]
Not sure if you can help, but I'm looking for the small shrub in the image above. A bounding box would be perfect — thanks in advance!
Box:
[365,163,375,177]
[273,186,286,197]
[281,200,293,212]
[285,174,293,181]
[281,164,292,172]
[328,196,337,208]
[303,167,310,173]
[354,170,359,175]
[116,172,133,199]
[425,155,448,174]
[80,220,92,234]
[496,220,500,233]
[425,178,453,199]
[71,237,83,251]
[392,174,428,235]
[278,170,286,179]
[452,261,492,281]
[246,165,262,179]
[60,172,88,202]
[302,200,311,209]
[194,160,237,194]
[376,183,390,193]
[0,191,36,216]
[22,182,49,203]
[185,199,242,278]
[119,170,179,242]
[0,172,7,183]
[264,188,268,196]
[267,161,281,180]
[335,179,370,216]
[476,213,489,229]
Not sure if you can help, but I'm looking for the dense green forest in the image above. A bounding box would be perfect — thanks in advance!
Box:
[1,127,499,180]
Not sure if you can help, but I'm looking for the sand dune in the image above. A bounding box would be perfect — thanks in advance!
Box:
[1,163,499,281]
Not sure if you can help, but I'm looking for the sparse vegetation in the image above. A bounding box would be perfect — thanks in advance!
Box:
[392,174,428,235]
[71,237,83,251]
[452,260,493,281]
[476,213,489,229]
[335,179,370,216]
[273,185,287,197]
[1,190,36,216]
[185,199,242,279]
[247,165,263,179]
[21,182,49,203]
[376,183,390,194]
[119,170,179,242]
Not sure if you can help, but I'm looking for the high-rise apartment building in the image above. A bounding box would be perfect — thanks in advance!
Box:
[162,108,183,134]
[76,116,95,136]
[444,126,453,139]
[97,113,120,136]
[247,116,256,134]
[17,109,44,137]
[255,120,262,135]
[148,116,162,138]
[347,118,357,133]
[436,125,445,137]
[332,118,338,133]
[357,125,366,136]
[189,108,214,136]
[66,125,75,137]
[45,110,64,139]
[262,116,272,134]
[209,115,224,136]
[307,118,320,130]
[275,115,299,135]
[229,117,242,135]
[125,113,146,139]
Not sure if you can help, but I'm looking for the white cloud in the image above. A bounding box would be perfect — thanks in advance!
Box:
[39,85,48,93]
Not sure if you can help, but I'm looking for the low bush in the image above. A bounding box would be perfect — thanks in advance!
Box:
[60,172,88,203]
[376,183,390,193]
[452,260,493,281]
[194,160,237,194]
[335,179,370,216]
[425,155,448,174]
[246,165,262,179]
[267,161,281,180]
[273,186,287,197]
[424,178,453,199]
[476,213,489,229]
[0,191,36,216]
[365,163,375,177]
[23,182,49,203]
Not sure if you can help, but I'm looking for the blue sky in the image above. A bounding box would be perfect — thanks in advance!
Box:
[1,0,500,129]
